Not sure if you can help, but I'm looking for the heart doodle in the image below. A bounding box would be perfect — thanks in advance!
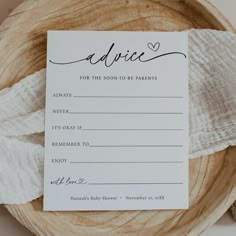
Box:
[147,42,160,52]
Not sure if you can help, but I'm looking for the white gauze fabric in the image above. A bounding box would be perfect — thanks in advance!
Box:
[0,30,236,217]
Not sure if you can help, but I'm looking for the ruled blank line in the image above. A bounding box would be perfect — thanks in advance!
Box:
[68,112,183,115]
[88,182,184,185]
[89,145,183,148]
[70,161,184,164]
[73,96,184,98]
[83,128,184,131]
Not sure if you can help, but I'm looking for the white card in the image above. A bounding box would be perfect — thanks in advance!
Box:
[44,31,188,211]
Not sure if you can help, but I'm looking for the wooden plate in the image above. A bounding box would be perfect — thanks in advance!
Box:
[1,0,236,235]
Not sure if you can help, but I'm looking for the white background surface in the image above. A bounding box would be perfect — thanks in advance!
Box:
[0,0,235,235]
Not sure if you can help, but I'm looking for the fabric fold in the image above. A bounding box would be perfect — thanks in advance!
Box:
[0,136,44,204]
[0,69,45,122]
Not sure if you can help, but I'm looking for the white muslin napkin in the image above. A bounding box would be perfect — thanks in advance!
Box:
[0,29,236,219]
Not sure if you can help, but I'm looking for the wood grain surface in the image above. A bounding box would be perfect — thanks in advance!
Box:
[0,0,235,235]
